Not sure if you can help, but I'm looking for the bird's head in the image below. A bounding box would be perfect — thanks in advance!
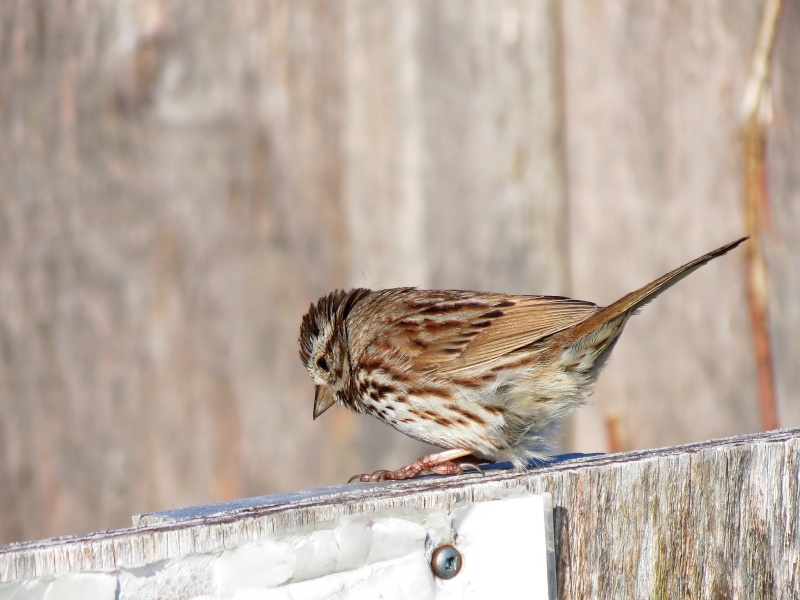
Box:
[298,289,369,419]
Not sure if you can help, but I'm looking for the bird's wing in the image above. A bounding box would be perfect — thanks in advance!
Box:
[449,296,599,371]
[378,291,599,373]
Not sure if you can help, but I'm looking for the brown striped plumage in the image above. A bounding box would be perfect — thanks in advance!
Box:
[299,238,747,482]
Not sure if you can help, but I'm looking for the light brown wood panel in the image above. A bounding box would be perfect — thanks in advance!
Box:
[416,0,569,295]
[338,0,443,474]
[767,0,800,433]
[341,0,568,476]
[0,0,565,543]
[0,0,357,542]
[0,1,796,548]
[562,0,799,453]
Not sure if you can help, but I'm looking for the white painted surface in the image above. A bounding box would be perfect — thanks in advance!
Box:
[437,495,555,599]
[0,492,554,600]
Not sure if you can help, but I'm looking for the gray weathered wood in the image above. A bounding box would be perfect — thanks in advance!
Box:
[0,0,798,549]
[767,0,800,430]
[1,429,798,598]
[564,0,766,452]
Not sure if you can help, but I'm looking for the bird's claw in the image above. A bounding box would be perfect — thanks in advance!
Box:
[348,457,484,483]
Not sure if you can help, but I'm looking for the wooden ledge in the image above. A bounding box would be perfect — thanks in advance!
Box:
[1,428,798,598]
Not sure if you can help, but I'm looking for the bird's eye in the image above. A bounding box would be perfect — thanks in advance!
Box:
[316,357,330,372]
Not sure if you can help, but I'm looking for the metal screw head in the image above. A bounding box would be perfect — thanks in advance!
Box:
[431,544,463,579]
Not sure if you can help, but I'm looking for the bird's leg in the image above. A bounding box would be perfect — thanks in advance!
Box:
[349,449,482,483]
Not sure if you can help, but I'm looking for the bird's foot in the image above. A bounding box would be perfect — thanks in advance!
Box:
[348,449,485,483]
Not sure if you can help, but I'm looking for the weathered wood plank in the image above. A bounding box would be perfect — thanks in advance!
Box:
[1,429,797,598]
[767,0,800,431]
[562,0,800,452]
[1,0,798,551]
[339,0,570,472]
[0,0,569,546]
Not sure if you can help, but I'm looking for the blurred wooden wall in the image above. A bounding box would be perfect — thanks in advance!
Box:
[0,0,797,545]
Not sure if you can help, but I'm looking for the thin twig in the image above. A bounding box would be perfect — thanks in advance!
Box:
[604,411,625,454]
[741,0,783,431]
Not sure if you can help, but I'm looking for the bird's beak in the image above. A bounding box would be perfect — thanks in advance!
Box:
[313,385,335,420]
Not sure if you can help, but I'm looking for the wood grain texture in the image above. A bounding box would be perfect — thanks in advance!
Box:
[1,429,798,599]
[340,0,569,474]
[0,0,567,543]
[766,0,800,434]
[562,0,800,452]
[0,0,797,547]
[0,0,362,541]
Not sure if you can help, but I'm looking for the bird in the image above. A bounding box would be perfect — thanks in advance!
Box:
[299,237,747,482]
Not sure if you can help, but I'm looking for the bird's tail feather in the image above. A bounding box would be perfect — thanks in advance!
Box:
[560,236,748,345]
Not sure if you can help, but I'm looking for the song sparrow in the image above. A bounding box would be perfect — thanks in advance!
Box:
[299,237,747,482]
